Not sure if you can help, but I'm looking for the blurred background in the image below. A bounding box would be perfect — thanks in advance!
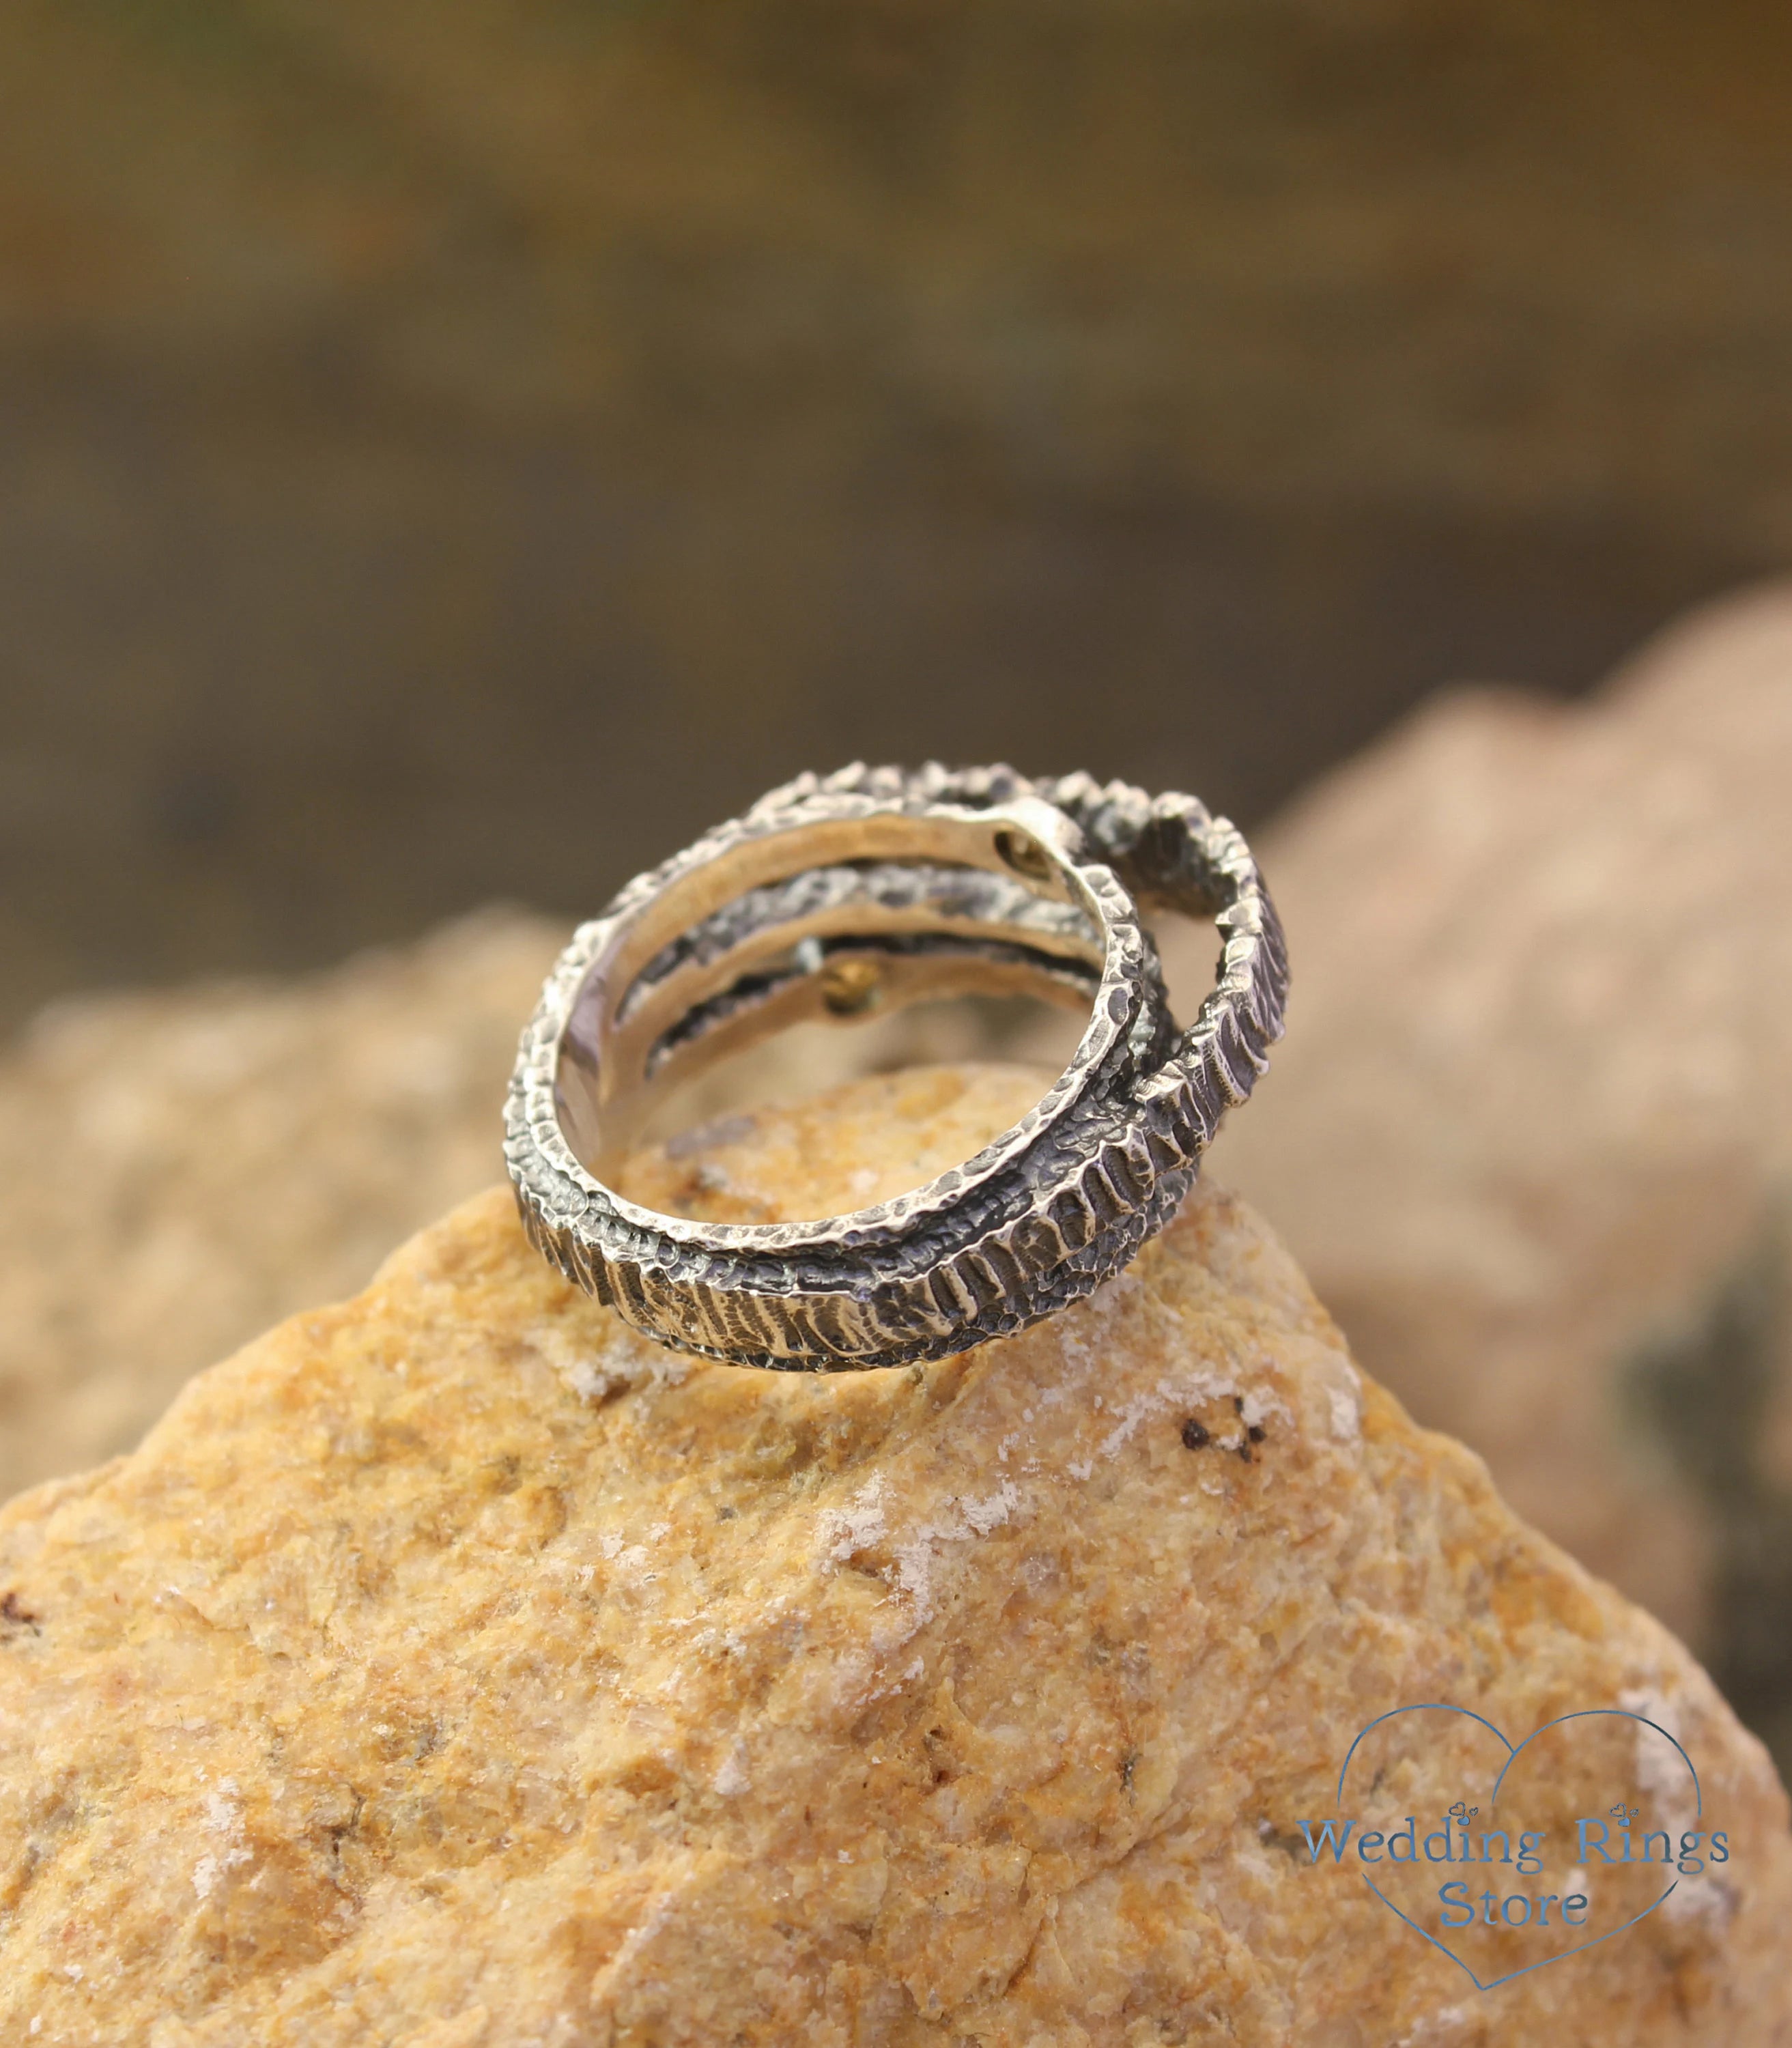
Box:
[5,0,1792,1024]
[4,1,1792,1768]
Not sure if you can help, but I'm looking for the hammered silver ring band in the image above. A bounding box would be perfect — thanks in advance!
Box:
[504,764,1288,1369]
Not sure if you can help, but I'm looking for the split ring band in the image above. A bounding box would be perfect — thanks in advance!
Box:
[504,764,1288,1369]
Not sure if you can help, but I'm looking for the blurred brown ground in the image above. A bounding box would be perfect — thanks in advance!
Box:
[5,0,1792,1023]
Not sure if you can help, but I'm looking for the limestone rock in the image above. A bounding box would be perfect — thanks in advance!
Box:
[1199,583,1792,1759]
[0,909,563,1505]
[0,909,1032,1502]
[0,1065,1786,2045]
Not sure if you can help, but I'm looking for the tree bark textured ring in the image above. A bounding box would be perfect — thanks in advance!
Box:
[504,763,1288,1369]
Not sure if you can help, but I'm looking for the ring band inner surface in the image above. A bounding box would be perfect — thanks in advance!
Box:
[552,808,1121,1196]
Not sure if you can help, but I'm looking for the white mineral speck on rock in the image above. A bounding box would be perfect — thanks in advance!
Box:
[956,1482,1021,1536]
[819,1477,890,1563]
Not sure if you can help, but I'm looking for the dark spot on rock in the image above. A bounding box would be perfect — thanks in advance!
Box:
[326,1792,367,1866]
[484,1452,524,1495]
[1248,1423,1266,1443]
[1262,1822,1316,1860]
[1120,1752,1139,1789]
[0,1591,40,1637]
[1180,1417,1210,1450]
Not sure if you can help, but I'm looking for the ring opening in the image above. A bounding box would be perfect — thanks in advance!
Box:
[553,808,1115,1204]
[624,997,1092,1225]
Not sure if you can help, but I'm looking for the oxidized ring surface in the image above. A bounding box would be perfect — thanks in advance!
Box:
[504,764,1288,1369]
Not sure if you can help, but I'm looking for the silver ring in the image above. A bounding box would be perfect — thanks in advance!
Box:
[504,764,1288,1369]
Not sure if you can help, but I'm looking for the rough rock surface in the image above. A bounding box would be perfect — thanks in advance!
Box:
[0,1065,1786,2046]
[0,909,563,1504]
[0,909,1034,1502]
[1200,584,1792,1759]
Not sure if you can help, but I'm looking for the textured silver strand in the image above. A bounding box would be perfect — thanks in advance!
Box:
[504,765,1288,1369]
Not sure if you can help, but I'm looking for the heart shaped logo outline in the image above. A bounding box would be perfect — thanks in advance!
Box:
[1333,1703,1703,1993]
